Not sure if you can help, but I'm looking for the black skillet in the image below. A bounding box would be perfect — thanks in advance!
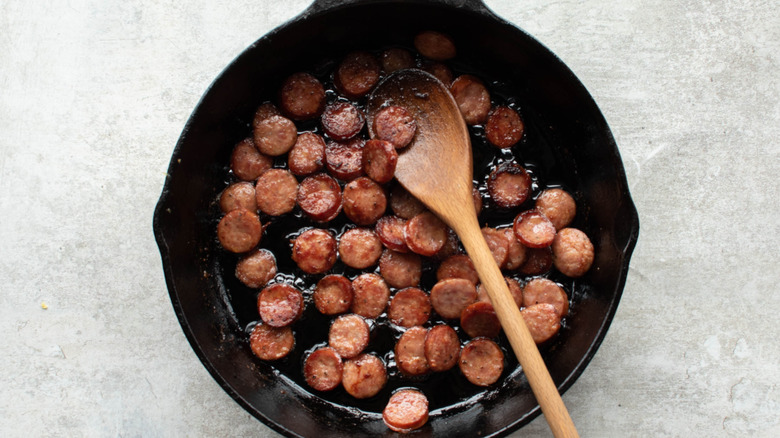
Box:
[153,0,640,436]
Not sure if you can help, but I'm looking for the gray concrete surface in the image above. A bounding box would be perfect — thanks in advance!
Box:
[1,0,778,436]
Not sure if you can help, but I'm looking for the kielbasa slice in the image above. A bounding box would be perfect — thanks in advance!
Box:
[230,138,272,181]
[458,338,504,387]
[278,72,326,121]
[519,247,554,276]
[217,209,262,253]
[503,228,527,270]
[522,278,569,317]
[381,47,415,73]
[395,326,430,376]
[297,173,342,222]
[252,102,281,126]
[432,228,461,261]
[436,254,479,284]
[477,277,523,309]
[379,249,422,289]
[291,228,337,274]
[375,215,409,252]
[303,347,343,392]
[314,274,353,315]
[235,249,277,289]
[253,115,297,156]
[514,209,557,248]
[343,177,387,226]
[255,169,298,216]
[220,181,257,213]
[334,51,381,99]
[388,288,431,328]
[461,302,501,338]
[430,278,477,319]
[342,353,387,399]
[249,323,294,361]
[257,283,304,328]
[420,60,453,85]
[288,132,326,176]
[321,101,365,141]
[338,228,383,269]
[487,163,532,209]
[390,184,426,219]
[450,75,491,125]
[424,324,460,372]
[481,227,510,267]
[485,106,524,148]
[414,30,456,61]
[536,188,577,230]
[325,137,365,181]
[351,273,391,319]
[521,303,562,344]
[328,314,370,359]
[552,227,594,277]
[383,389,429,433]
[404,211,447,257]
[372,106,417,149]
[363,139,398,184]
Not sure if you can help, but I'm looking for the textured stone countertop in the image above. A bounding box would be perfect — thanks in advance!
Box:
[2,1,778,436]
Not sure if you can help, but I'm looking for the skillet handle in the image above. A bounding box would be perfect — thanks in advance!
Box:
[304,0,493,16]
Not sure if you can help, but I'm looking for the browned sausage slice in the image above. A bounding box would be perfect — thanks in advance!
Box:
[288,132,326,176]
[388,288,431,328]
[217,209,262,253]
[536,188,577,230]
[552,227,594,277]
[313,274,353,315]
[338,228,382,269]
[328,314,370,359]
[381,48,414,73]
[351,273,391,319]
[485,106,524,148]
[372,106,417,149]
[220,181,257,213]
[278,72,325,121]
[257,283,304,328]
[481,227,510,267]
[404,211,447,257]
[424,324,460,372]
[343,177,387,226]
[342,353,387,399]
[502,228,527,270]
[521,303,562,344]
[459,338,504,386]
[522,278,569,317]
[321,101,365,141]
[297,173,342,222]
[461,302,501,338]
[519,247,554,275]
[414,30,456,61]
[255,169,298,216]
[513,209,557,248]
[383,389,429,433]
[363,139,398,184]
[487,163,532,209]
[334,51,381,99]
[379,249,422,289]
[450,75,490,125]
[390,184,426,219]
[420,60,453,85]
[430,278,477,319]
[252,102,281,126]
[374,215,409,252]
[395,326,430,376]
[477,277,523,309]
[230,138,272,181]
[253,115,297,156]
[325,137,365,181]
[303,347,343,392]
[291,228,337,274]
[235,249,277,289]
[436,254,479,284]
[432,228,461,261]
[249,323,294,361]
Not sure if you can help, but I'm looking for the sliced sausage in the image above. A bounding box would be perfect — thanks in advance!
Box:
[502,228,527,270]
[338,228,382,269]
[375,215,409,252]
[343,177,387,226]
[395,326,430,376]
[450,74,490,125]
[220,181,257,213]
[522,278,569,317]
[437,254,479,284]
[472,186,483,216]
[278,72,325,121]
[288,132,326,176]
[424,324,460,372]
[291,228,337,274]
[485,106,524,148]
[536,188,577,230]
[519,247,554,276]
[383,389,429,433]
[477,277,523,309]
[235,249,277,289]
[334,51,381,99]
[487,163,532,209]
[255,169,298,216]
[257,283,304,328]
[351,273,391,319]
[521,303,562,344]
[379,249,422,289]
[321,101,365,141]
[325,137,365,181]
[297,173,342,222]
[363,139,398,184]
[252,102,281,126]
[342,353,387,399]
[404,211,447,257]
[552,227,594,277]
[249,323,294,361]
[328,314,370,359]
[461,302,501,338]
[372,106,417,149]
[217,209,262,253]
[253,114,297,156]
[432,228,461,261]
[230,138,272,181]
[388,288,431,328]
[313,274,353,315]
[303,347,343,391]
[381,47,415,73]
[430,278,477,319]
[458,338,504,387]
[481,227,510,267]
[420,60,453,85]
[390,184,426,219]
[414,30,456,61]
[514,209,557,248]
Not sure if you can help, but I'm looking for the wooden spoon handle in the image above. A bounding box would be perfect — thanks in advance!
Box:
[454,215,580,438]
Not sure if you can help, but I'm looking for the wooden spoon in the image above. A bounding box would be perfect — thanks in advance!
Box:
[368,69,579,438]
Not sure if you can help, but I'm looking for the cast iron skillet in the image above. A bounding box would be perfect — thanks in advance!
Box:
[153,0,640,436]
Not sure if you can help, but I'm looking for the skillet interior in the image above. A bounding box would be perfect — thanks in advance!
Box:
[153,0,640,436]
